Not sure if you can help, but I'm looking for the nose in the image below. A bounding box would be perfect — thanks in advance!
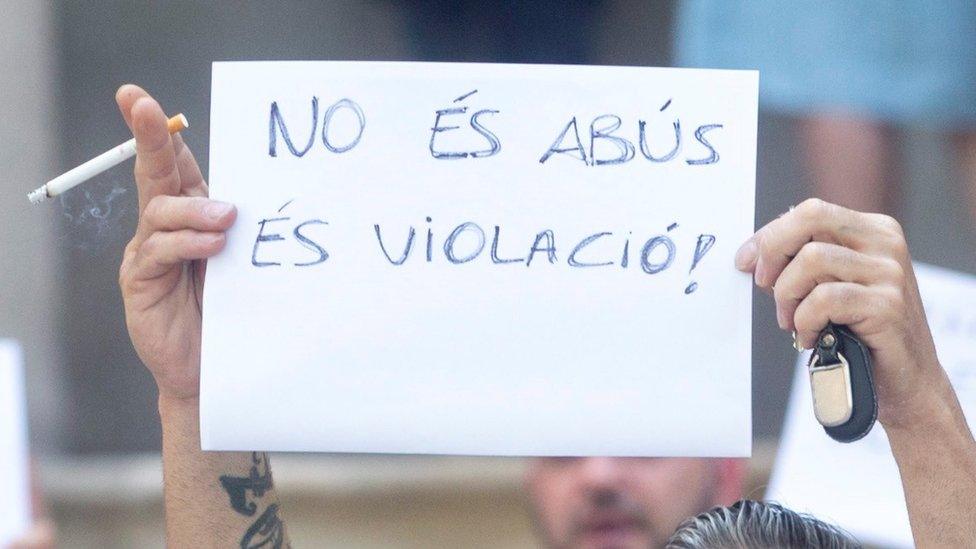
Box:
[576,457,627,494]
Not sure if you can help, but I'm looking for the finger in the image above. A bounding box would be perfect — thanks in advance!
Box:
[773,242,901,330]
[136,196,236,242]
[171,133,208,197]
[792,282,890,349]
[130,96,180,212]
[748,199,883,288]
[115,83,149,131]
[859,211,912,262]
[118,85,206,197]
[130,230,226,282]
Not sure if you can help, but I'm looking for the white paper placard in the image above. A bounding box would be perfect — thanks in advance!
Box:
[767,263,976,547]
[0,340,30,544]
[202,61,757,455]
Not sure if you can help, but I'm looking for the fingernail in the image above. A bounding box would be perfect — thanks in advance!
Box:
[792,332,806,351]
[734,240,758,271]
[776,308,787,329]
[754,258,767,286]
[205,201,233,219]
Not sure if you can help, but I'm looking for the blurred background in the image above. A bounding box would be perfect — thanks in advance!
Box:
[3,1,975,547]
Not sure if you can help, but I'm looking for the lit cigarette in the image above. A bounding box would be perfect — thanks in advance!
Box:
[28,113,189,204]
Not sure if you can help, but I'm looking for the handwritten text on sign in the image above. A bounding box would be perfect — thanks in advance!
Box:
[202,62,758,456]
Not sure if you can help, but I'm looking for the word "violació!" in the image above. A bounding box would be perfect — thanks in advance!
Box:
[268,92,724,167]
[251,202,718,294]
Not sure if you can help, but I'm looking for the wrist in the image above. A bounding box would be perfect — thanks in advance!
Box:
[157,392,202,453]
[158,392,200,419]
[883,369,969,444]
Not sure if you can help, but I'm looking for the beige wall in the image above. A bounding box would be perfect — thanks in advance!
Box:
[45,455,536,549]
[43,447,777,548]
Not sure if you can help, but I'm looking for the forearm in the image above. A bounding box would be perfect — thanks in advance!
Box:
[886,373,976,548]
[159,396,290,548]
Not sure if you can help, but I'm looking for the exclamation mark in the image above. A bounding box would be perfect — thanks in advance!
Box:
[685,234,716,294]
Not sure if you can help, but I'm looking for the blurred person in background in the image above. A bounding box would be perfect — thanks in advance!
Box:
[676,1,976,219]
[664,500,861,548]
[525,457,744,548]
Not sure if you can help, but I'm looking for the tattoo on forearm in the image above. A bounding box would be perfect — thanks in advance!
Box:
[219,452,289,548]
[241,503,287,548]
[220,452,274,516]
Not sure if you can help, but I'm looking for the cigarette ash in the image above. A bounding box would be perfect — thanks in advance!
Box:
[56,179,129,251]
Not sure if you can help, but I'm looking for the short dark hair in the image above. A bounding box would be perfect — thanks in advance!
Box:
[665,500,861,549]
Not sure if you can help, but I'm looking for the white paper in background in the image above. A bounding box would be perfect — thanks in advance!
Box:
[0,340,30,544]
[202,61,757,456]
[768,263,976,547]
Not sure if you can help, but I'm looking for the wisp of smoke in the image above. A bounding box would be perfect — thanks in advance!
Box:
[56,179,130,251]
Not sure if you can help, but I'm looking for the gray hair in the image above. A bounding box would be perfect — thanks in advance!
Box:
[665,500,861,549]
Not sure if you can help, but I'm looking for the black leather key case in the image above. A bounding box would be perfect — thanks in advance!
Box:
[807,323,878,442]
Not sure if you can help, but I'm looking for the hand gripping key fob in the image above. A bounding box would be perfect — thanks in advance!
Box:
[807,323,878,442]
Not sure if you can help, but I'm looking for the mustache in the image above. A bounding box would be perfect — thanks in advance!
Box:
[569,490,653,538]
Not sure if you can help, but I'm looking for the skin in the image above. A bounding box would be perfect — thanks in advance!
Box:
[737,198,976,547]
[800,114,896,215]
[954,132,976,223]
[525,457,743,549]
[116,84,289,548]
[116,82,975,547]
[802,114,976,229]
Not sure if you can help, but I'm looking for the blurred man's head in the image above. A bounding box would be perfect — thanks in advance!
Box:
[665,500,859,549]
[525,457,744,549]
